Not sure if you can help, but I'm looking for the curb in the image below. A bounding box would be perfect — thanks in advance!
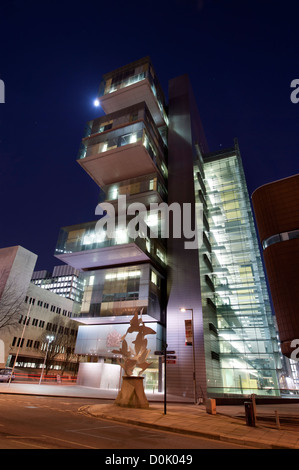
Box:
[80,406,297,450]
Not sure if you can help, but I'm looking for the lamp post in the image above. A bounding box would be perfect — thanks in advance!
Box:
[180,308,197,404]
[39,335,54,385]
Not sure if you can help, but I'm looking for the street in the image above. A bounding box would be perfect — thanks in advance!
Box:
[0,394,253,450]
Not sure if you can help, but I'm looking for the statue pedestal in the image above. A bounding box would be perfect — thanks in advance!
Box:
[115,376,149,409]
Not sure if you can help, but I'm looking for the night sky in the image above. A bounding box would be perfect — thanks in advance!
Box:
[0,0,298,271]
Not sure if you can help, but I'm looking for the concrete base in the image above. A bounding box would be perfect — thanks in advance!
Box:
[115,376,149,409]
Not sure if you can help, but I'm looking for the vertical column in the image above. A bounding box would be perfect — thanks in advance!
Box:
[166,75,208,401]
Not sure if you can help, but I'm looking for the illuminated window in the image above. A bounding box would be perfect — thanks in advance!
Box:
[130,133,137,144]
[156,248,166,263]
[151,271,157,285]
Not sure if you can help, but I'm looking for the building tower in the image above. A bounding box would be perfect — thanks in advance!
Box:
[252,174,299,359]
[55,57,168,392]
[54,57,281,399]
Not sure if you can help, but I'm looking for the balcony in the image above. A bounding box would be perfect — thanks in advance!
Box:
[54,220,167,271]
[98,57,168,128]
[77,105,167,188]
[104,173,167,210]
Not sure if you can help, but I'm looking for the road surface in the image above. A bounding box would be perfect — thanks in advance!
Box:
[0,394,255,450]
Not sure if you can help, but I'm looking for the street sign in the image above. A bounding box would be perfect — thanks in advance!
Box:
[153,347,177,415]
[154,350,176,356]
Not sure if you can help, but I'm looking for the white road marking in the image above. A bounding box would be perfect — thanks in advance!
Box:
[6,437,50,449]
[42,434,98,449]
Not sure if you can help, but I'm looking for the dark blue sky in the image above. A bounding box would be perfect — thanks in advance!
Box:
[0,0,298,271]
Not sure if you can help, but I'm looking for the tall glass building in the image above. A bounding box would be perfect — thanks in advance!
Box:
[202,144,280,397]
[54,57,281,400]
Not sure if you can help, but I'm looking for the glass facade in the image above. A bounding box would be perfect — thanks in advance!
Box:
[194,151,223,395]
[32,274,84,303]
[76,102,168,189]
[54,57,283,399]
[75,322,164,392]
[74,263,166,392]
[203,148,281,396]
[79,264,165,322]
[78,121,166,172]
[105,173,167,204]
[100,59,168,126]
[55,220,167,270]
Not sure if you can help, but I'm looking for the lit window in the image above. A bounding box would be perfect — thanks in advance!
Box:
[128,270,141,277]
[151,271,157,285]
[156,248,166,263]
[161,163,168,176]
[105,273,117,280]
[111,187,118,199]
[130,133,137,144]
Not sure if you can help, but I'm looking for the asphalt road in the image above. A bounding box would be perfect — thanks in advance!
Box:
[0,394,253,450]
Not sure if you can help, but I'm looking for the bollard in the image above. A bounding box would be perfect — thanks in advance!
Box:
[244,401,256,427]
[206,398,216,415]
[275,410,281,429]
[250,394,257,421]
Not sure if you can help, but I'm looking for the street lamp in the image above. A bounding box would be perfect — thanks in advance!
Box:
[39,335,54,385]
[180,308,197,404]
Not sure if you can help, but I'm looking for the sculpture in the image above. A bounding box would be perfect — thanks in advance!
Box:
[112,309,156,408]
[112,309,156,376]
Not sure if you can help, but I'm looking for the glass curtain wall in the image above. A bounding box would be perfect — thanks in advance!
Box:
[204,149,281,397]
[193,152,223,395]
[79,264,164,322]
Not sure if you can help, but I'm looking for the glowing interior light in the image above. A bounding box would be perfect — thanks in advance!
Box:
[111,187,118,199]
[83,229,106,245]
[146,213,158,227]
[130,133,137,143]
[94,98,100,107]
[105,270,141,281]
[105,273,117,280]
[128,270,141,277]
[116,272,129,280]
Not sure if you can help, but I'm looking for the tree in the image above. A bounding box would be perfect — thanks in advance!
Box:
[39,317,79,376]
[0,269,27,331]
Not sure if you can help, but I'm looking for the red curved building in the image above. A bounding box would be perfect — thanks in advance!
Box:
[252,174,299,358]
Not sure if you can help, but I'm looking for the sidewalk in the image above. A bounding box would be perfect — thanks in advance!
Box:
[1,383,299,449]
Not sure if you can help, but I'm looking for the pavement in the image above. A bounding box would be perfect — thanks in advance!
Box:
[1,382,299,449]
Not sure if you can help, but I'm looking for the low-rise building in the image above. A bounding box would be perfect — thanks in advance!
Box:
[0,246,82,376]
